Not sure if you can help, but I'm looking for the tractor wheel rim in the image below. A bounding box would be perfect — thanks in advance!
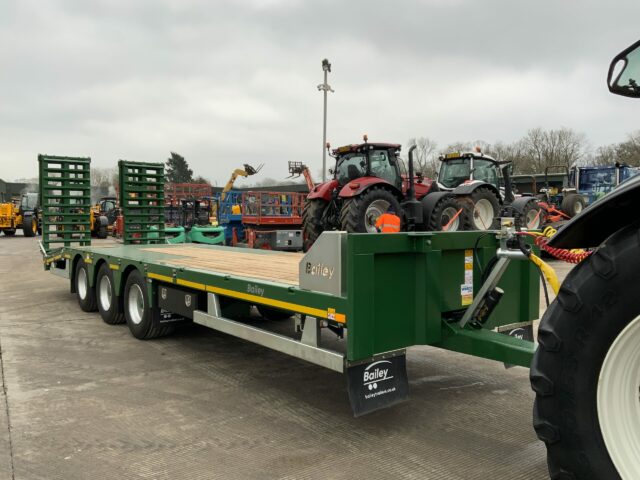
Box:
[525,208,541,229]
[441,206,460,231]
[77,267,88,300]
[365,199,390,233]
[99,275,112,311]
[473,199,494,230]
[574,202,583,214]
[128,284,144,325]
[597,314,640,480]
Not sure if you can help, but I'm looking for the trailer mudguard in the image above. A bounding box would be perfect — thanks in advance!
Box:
[452,180,501,200]
[549,174,640,248]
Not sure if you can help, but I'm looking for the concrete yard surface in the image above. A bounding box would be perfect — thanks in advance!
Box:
[0,234,573,480]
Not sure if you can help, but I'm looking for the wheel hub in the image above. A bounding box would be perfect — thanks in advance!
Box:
[365,199,390,233]
[597,314,640,479]
[77,268,88,300]
[473,199,494,230]
[99,275,112,311]
[440,206,460,231]
[128,284,145,325]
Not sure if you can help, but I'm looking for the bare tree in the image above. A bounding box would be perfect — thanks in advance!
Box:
[520,127,589,173]
[407,136,439,177]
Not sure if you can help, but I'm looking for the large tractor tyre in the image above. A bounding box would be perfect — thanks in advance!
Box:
[464,187,500,230]
[97,225,108,239]
[340,187,402,233]
[3,229,16,236]
[512,198,543,230]
[123,269,175,340]
[302,199,327,252]
[530,223,640,480]
[560,193,586,218]
[96,263,125,325]
[257,305,292,321]
[75,259,97,312]
[22,215,37,237]
[422,193,472,232]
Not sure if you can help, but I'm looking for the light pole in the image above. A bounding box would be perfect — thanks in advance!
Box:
[317,59,334,182]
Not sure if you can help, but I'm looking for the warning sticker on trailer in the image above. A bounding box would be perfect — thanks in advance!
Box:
[461,284,474,306]
[461,249,474,306]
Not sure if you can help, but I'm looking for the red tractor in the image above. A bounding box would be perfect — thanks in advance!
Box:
[302,138,473,250]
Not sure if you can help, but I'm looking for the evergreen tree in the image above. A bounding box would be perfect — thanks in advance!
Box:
[166,152,193,183]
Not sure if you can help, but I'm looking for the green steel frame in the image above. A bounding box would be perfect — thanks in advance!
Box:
[118,160,165,245]
[50,230,538,367]
[38,155,91,254]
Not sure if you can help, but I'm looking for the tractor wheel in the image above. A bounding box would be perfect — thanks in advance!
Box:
[512,198,543,230]
[560,193,586,217]
[422,193,472,232]
[3,229,16,236]
[257,305,292,321]
[340,187,402,233]
[124,269,175,340]
[97,225,108,239]
[302,199,327,252]
[96,263,125,325]
[466,187,500,230]
[22,215,37,237]
[75,258,97,312]
[530,222,640,480]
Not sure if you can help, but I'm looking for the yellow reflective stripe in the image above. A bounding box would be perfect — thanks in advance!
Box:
[176,278,206,291]
[147,272,173,283]
[109,264,119,270]
[148,273,347,323]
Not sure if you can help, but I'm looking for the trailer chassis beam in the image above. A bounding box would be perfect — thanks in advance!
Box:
[193,293,345,372]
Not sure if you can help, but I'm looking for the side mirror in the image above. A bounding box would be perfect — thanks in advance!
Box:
[608,39,640,98]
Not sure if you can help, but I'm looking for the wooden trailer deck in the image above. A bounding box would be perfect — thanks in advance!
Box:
[73,243,304,286]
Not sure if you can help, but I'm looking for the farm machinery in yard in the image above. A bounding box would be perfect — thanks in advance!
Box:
[301,140,542,251]
[0,192,40,237]
[34,40,640,479]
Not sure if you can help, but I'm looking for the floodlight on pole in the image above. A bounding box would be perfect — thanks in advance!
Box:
[317,58,334,182]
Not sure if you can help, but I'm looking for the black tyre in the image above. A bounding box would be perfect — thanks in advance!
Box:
[465,187,500,230]
[340,187,402,233]
[560,193,586,217]
[531,223,640,480]
[257,305,292,321]
[302,199,327,252]
[97,225,108,239]
[22,215,37,237]
[75,259,97,312]
[3,229,16,236]
[123,270,175,339]
[96,263,125,325]
[421,193,472,231]
[512,197,543,230]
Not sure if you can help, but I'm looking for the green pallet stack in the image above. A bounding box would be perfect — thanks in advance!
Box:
[118,160,165,244]
[38,155,92,254]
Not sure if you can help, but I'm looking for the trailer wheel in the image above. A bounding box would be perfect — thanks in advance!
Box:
[302,199,327,252]
[530,223,640,480]
[257,305,292,321]
[75,259,97,312]
[3,229,16,236]
[560,193,586,217]
[124,270,174,339]
[22,215,37,237]
[96,263,124,325]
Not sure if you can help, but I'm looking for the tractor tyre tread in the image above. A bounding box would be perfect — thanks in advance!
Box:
[302,199,327,251]
[530,222,640,480]
[339,187,402,233]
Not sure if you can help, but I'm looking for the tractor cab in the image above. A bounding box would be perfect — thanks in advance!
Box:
[437,151,502,192]
[332,142,403,189]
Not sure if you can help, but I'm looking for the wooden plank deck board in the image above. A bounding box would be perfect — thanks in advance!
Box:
[141,246,303,285]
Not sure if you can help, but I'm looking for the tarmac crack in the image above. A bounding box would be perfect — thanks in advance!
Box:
[0,333,16,480]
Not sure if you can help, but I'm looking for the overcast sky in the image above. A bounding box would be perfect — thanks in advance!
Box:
[1,0,638,184]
